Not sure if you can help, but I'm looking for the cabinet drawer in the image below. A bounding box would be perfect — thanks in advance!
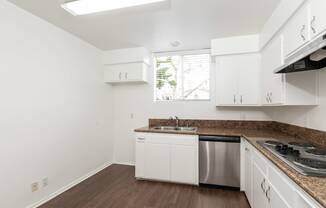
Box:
[144,133,198,146]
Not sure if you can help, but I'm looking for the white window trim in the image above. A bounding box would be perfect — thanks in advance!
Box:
[154,49,212,102]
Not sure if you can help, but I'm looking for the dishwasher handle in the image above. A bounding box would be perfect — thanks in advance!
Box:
[199,135,240,143]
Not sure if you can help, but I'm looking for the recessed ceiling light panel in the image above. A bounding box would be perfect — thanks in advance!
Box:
[61,0,167,16]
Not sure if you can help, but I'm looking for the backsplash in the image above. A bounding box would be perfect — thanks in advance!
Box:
[148,119,326,147]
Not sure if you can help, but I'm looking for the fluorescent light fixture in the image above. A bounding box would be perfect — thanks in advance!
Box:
[61,0,167,16]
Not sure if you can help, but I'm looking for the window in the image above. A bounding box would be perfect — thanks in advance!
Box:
[155,53,210,101]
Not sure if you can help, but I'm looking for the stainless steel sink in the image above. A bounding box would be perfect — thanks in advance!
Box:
[151,126,197,132]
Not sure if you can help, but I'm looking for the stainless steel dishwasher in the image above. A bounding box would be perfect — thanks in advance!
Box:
[199,135,240,189]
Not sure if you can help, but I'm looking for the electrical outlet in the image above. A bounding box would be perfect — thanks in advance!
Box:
[31,182,39,192]
[42,178,48,187]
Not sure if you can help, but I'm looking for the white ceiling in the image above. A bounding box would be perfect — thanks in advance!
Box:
[8,0,281,52]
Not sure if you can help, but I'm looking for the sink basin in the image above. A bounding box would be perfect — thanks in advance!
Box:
[151,126,197,132]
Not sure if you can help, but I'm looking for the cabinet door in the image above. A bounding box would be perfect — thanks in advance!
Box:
[144,143,170,181]
[104,66,122,82]
[215,56,239,105]
[170,145,197,184]
[237,53,260,105]
[283,3,310,56]
[269,185,291,208]
[135,138,145,178]
[123,63,145,81]
[310,0,326,38]
[244,145,253,206]
[261,35,285,105]
[252,163,269,208]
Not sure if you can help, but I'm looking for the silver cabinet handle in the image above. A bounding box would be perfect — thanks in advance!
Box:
[234,95,236,104]
[265,185,271,202]
[240,95,243,104]
[300,25,306,41]
[261,178,266,193]
[119,72,122,80]
[311,16,316,34]
[125,72,128,79]
[266,93,269,103]
[269,92,273,103]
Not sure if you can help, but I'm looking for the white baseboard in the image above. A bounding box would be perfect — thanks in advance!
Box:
[113,161,135,166]
[26,161,112,208]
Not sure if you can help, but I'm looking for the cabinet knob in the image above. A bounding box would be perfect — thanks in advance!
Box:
[245,147,249,152]
[265,186,271,202]
[234,95,236,104]
[240,95,243,104]
[137,138,145,141]
[125,73,128,79]
[261,178,266,193]
[311,16,316,34]
[119,72,122,80]
[300,25,306,41]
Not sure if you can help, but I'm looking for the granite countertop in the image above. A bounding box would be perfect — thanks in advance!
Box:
[135,126,326,207]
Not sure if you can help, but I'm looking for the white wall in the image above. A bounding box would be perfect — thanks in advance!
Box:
[0,1,113,208]
[268,70,326,131]
[111,59,271,165]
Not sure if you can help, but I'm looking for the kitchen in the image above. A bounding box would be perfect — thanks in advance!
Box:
[1,0,326,208]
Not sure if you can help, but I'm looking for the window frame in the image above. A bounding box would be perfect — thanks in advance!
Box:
[153,49,212,102]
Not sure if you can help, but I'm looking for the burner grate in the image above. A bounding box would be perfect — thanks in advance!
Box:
[264,140,284,146]
[288,142,315,149]
[306,149,326,157]
[293,158,326,170]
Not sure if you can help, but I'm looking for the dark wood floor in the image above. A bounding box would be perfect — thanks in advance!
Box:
[39,165,250,208]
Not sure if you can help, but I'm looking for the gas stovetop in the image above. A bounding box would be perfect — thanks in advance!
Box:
[257,140,326,177]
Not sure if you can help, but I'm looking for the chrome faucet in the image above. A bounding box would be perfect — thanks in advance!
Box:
[169,116,180,128]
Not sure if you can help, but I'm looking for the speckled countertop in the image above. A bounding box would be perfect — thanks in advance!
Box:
[135,126,326,207]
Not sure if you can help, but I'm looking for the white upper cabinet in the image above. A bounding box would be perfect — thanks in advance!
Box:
[261,35,285,105]
[283,3,310,57]
[261,34,319,106]
[216,53,260,106]
[102,47,150,84]
[212,35,261,106]
[309,0,326,39]
[104,62,148,83]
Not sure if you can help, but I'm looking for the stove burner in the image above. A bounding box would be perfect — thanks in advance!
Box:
[305,149,326,157]
[264,140,284,146]
[275,144,300,156]
[293,158,326,170]
[288,142,315,149]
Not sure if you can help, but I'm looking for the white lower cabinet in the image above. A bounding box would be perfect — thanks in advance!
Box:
[242,139,322,208]
[135,133,198,185]
[144,143,170,181]
[252,162,269,208]
[269,184,291,208]
[170,145,197,184]
[243,141,253,206]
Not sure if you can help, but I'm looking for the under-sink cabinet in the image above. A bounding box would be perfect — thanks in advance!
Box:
[241,139,323,208]
[135,133,198,185]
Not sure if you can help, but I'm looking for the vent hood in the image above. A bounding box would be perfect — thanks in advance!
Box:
[276,34,326,73]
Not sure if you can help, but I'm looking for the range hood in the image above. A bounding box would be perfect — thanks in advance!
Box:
[276,34,326,73]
